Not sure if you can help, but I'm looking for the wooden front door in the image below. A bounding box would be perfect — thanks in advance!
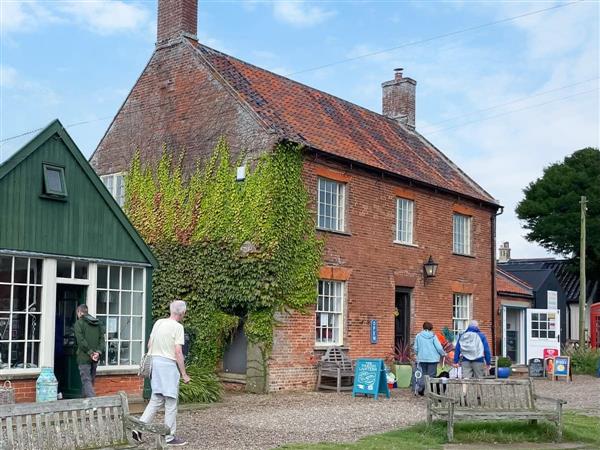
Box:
[395,290,411,348]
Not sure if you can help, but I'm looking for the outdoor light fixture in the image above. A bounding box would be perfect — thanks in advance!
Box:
[423,255,438,278]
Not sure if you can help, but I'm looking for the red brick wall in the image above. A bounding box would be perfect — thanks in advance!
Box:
[157,0,198,44]
[6,374,143,403]
[91,40,276,177]
[268,156,496,391]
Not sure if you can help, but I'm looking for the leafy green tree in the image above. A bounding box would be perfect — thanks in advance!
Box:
[516,147,600,277]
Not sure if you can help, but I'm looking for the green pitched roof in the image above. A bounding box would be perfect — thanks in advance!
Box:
[0,119,157,267]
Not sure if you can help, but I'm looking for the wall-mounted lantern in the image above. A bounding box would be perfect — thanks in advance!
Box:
[423,255,438,278]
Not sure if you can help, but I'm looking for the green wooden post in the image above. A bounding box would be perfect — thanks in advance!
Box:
[143,267,153,400]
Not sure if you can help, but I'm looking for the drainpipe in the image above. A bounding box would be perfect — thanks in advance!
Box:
[491,206,504,356]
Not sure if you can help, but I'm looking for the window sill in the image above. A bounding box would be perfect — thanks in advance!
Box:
[39,194,67,202]
[316,228,352,237]
[393,241,418,248]
[314,344,346,350]
[96,365,140,375]
[452,252,475,259]
[0,368,41,379]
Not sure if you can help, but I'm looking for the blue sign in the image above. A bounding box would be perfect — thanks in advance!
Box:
[352,358,390,400]
[370,320,378,344]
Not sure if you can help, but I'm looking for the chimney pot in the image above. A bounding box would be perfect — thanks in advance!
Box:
[382,69,417,129]
[157,0,198,45]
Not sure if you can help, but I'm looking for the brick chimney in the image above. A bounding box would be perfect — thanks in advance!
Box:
[157,0,198,45]
[382,68,416,129]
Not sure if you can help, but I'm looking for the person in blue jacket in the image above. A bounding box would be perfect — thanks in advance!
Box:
[453,320,491,378]
[414,321,446,382]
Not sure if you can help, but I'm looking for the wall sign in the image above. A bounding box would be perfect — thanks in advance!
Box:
[528,358,544,377]
[547,291,558,310]
[543,348,559,359]
[352,359,390,400]
[370,320,378,344]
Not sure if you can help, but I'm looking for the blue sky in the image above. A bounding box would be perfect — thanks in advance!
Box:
[1,0,599,259]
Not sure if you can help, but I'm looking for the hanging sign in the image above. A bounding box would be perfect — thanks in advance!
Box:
[547,291,558,310]
[370,320,378,344]
[553,356,571,381]
[528,358,544,377]
[352,359,390,400]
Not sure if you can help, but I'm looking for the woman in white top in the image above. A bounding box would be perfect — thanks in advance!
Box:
[135,300,191,446]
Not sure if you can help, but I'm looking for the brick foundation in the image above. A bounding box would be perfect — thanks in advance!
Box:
[5,374,143,403]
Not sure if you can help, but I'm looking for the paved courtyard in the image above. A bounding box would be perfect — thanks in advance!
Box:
[156,375,600,449]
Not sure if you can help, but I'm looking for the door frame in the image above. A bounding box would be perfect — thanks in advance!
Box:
[501,305,527,365]
[394,288,412,348]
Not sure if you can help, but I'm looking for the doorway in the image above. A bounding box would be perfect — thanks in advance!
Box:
[222,320,248,375]
[502,307,525,365]
[526,308,560,360]
[395,290,411,349]
[54,284,87,399]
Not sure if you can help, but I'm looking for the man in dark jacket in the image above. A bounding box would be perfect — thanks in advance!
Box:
[452,320,491,378]
[74,304,104,397]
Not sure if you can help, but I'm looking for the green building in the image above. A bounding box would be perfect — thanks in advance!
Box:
[0,120,156,401]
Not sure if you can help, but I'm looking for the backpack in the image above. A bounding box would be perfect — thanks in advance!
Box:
[458,331,484,361]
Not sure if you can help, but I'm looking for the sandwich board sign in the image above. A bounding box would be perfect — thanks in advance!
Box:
[552,356,572,381]
[528,358,544,377]
[352,359,390,400]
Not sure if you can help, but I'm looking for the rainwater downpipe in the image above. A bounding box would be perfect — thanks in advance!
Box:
[492,205,504,356]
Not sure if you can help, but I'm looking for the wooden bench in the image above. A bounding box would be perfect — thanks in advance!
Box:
[316,346,355,393]
[425,377,566,442]
[0,392,169,450]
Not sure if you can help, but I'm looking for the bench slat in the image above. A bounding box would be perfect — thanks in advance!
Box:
[0,396,122,418]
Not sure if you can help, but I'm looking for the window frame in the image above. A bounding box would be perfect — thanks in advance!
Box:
[395,197,415,245]
[530,312,556,340]
[452,293,472,338]
[100,172,126,208]
[453,213,472,255]
[315,280,345,346]
[317,177,346,233]
[42,163,68,199]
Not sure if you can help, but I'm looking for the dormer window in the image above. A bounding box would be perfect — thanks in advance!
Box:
[101,173,126,207]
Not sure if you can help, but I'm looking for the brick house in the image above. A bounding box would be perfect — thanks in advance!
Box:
[91,0,501,391]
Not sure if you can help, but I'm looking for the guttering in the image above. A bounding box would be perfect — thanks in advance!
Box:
[492,206,504,355]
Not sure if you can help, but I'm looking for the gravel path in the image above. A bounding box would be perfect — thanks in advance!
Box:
[156,376,599,449]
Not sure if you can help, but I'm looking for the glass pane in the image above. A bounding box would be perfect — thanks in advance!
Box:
[0,342,8,369]
[27,314,41,340]
[131,341,142,365]
[0,285,10,311]
[12,314,26,340]
[119,341,130,365]
[120,317,131,341]
[540,313,547,321]
[0,257,11,283]
[12,285,27,311]
[121,292,131,315]
[107,317,118,340]
[13,258,28,283]
[109,291,119,314]
[25,342,40,368]
[532,330,539,338]
[57,260,72,278]
[29,259,43,285]
[46,168,63,192]
[97,266,108,289]
[132,317,143,340]
[0,313,9,340]
[28,286,41,312]
[98,316,107,335]
[548,331,556,339]
[97,290,107,315]
[107,341,118,365]
[74,262,88,279]
[121,267,132,290]
[10,342,25,368]
[109,266,120,289]
[132,292,143,315]
[133,268,143,291]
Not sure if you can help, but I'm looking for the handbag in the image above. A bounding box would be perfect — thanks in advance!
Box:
[0,380,15,405]
[138,320,166,378]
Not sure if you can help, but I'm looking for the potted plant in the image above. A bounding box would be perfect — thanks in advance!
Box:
[497,356,512,378]
[391,340,413,388]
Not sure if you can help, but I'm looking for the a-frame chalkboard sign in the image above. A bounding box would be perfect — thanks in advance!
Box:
[352,358,390,400]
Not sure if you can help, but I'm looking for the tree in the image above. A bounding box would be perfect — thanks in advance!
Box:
[516,148,600,278]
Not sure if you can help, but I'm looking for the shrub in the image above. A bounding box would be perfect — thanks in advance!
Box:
[497,356,512,368]
[563,346,600,376]
[178,365,223,403]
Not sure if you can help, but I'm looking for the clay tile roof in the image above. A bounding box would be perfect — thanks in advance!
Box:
[194,43,498,205]
[496,268,533,297]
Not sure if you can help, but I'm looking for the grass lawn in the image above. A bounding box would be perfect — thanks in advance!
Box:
[280,414,600,450]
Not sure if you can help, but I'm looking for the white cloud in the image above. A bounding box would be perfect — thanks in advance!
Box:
[57,1,150,35]
[0,1,60,35]
[272,1,335,28]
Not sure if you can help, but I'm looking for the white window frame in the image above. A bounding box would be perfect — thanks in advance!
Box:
[395,198,414,245]
[0,255,43,376]
[100,173,126,208]
[95,264,146,371]
[452,293,472,338]
[453,213,472,255]
[315,280,345,346]
[317,177,346,232]
[530,312,557,340]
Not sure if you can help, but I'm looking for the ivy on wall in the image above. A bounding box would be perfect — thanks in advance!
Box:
[125,140,322,383]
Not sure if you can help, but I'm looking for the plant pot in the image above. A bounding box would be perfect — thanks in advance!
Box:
[394,364,412,388]
[497,367,511,378]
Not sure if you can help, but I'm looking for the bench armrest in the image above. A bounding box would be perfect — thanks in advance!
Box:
[124,415,171,435]
[426,392,457,404]
[534,395,567,405]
